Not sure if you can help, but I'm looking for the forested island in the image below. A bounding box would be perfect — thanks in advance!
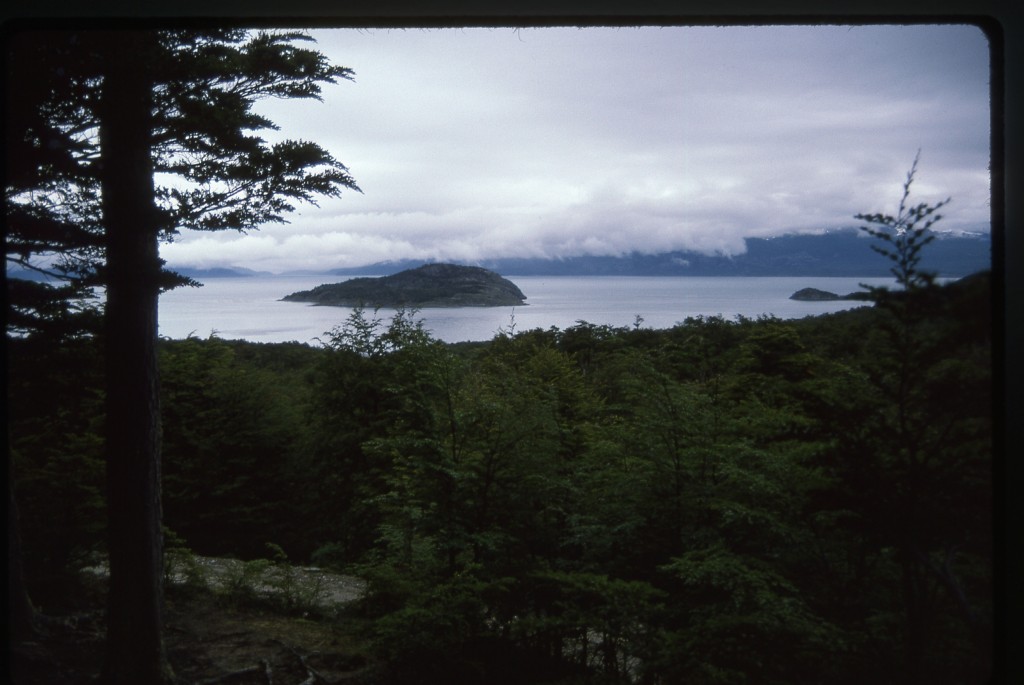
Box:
[281,263,527,307]
[789,286,872,301]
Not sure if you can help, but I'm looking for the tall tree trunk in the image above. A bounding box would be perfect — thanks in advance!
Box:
[98,30,174,684]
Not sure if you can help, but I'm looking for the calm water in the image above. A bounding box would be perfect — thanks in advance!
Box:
[158,275,902,345]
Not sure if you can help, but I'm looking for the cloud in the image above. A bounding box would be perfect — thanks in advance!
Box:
[163,24,991,272]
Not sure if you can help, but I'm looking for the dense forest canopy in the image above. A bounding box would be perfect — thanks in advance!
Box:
[9,269,993,684]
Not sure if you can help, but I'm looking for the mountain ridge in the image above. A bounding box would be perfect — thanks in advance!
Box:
[158,228,991,280]
[323,228,990,278]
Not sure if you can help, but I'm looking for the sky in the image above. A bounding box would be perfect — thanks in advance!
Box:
[159,23,993,273]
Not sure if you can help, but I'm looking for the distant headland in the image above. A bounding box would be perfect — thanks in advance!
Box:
[281,263,527,308]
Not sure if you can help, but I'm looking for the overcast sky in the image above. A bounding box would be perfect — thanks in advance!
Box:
[160,23,992,273]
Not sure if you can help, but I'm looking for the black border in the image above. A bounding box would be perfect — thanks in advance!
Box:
[4,3,1019,683]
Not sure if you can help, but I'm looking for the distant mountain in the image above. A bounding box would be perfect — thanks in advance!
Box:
[282,263,527,308]
[172,266,274,279]
[5,264,279,282]
[324,228,990,278]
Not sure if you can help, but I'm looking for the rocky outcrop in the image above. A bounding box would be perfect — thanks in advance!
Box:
[282,263,527,308]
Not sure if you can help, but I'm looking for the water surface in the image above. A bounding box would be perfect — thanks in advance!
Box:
[158,275,901,345]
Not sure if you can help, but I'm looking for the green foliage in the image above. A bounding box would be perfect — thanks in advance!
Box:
[659,545,845,683]
[7,337,107,599]
[310,542,349,571]
[220,557,275,608]
[511,571,666,681]
[261,543,329,615]
[8,256,991,682]
[214,542,327,615]
[159,335,319,559]
[367,569,496,682]
[163,527,208,596]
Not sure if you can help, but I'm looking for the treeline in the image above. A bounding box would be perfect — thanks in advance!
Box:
[8,272,992,684]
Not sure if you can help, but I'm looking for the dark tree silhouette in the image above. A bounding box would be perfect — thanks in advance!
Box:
[5,27,360,682]
[856,156,990,683]
[96,31,174,683]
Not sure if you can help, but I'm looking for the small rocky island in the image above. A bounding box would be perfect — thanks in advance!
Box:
[789,287,871,302]
[282,263,527,308]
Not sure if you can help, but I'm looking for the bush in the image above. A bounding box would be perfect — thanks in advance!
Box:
[369,571,492,684]
[310,541,348,571]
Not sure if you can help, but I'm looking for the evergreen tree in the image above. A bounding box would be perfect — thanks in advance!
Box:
[5,27,360,683]
[4,30,105,338]
[855,150,949,296]
[852,156,991,683]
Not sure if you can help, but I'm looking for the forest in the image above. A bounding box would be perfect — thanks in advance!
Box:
[4,27,995,685]
[9,269,993,684]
